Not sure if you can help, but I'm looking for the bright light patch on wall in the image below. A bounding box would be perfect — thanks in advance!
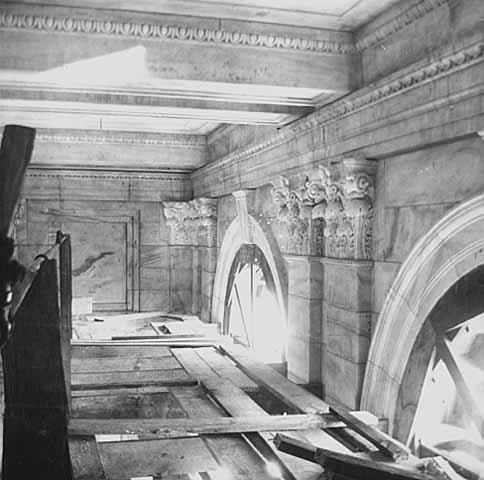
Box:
[32,46,149,84]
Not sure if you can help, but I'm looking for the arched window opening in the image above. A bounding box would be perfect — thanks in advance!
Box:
[223,244,286,365]
[407,266,484,479]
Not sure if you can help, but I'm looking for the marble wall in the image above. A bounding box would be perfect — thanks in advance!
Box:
[15,167,194,314]
[372,136,484,333]
[208,133,484,410]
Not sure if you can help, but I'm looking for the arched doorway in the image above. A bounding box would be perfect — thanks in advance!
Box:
[223,244,285,363]
[361,193,484,478]
[406,266,484,478]
[211,215,287,365]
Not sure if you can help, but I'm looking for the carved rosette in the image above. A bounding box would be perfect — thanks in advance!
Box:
[271,158,376,260]
[163,198,217,247]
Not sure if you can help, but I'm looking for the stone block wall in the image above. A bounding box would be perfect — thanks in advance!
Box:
[371,136,484,333]
[15,167,193,313]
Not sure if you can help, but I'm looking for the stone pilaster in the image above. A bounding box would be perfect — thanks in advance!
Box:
[163,197,217,318]
[322,257,372,409]
[284,254,324,387]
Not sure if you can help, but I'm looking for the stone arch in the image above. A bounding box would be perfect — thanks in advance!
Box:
[361,192,484,435]
[211,215,287,332]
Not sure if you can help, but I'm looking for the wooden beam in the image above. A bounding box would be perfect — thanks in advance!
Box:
[0,124,35,235]
[69,435,107,480]
[435,335,484,438]
[71,368,197,390]
[68,413,353,438]
[2,260,70,479]
[220,344,330,414]
[71,343,172,358]
[274,434,435,480]
[71,355,181,373]
[328,406,410,461]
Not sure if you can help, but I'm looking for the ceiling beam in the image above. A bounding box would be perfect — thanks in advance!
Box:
[0,84,315,118]
[0,6,355,93]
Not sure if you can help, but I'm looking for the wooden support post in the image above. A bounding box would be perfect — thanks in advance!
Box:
[0,125,35,236]
[328,405,410,460]
[274,434,435,480]
[2,259,72,479]
[0,124,36,349]
[435,335,484,439]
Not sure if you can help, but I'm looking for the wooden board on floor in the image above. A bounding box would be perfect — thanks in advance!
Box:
[194,347,258,390]
[71,355,181,374]
[69,435,106,480]
[72,368,196,389]
[69,413,342,437]
[72,344,172,359]
[220,344,330,414]
[97,437,219,479]
[71,390,188,420]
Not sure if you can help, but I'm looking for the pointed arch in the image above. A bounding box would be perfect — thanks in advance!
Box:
[211,215,287,332]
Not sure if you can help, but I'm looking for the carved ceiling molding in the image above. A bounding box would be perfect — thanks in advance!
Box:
[163,198,217,247]
[291,41,484,134]
[205,40,484,172]
[0,10,353,55]
[355,0,449,51]
[35,130,207,148]
[271,159,377,260]
[25,169,189,181]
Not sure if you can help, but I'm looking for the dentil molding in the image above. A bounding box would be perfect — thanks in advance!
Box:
[35,130,207,148]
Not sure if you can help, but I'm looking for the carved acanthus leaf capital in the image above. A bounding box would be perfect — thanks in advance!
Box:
[163,197,217,246]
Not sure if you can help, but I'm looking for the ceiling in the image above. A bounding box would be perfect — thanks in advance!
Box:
[8,0,403,29]
[0,0,403,142]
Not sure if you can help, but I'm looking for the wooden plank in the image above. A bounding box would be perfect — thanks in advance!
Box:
[97,437,219,479]
[2,259,70,479]
[72,386,170,398]
[69,435,107,480]
[71,355,181,373]
[71,368,196,389]
[436,335,484,438]
[71,344,172,358]
[0,124,35,234]
[71,391,188,420]
[171,347,220,381]
[275,434,434,480]
[69,413,347,437]
[172,386,277,480]
[195,347,258,390]
[220,344,330,414]
[72,340,218,348]
[329,405,410,460]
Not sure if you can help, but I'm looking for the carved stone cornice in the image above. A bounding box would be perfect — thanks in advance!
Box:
[163,198,217,247]
[0,9,354,55]
[35,130,207,148]
[200,40,484,175]
[271,159,376,260]
[355,0,449,51]
[290,41,484,135]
